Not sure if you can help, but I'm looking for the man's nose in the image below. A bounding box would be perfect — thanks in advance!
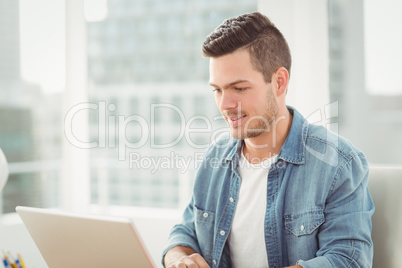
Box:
[218,91,239,111]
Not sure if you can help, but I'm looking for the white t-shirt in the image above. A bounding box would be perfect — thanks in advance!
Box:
[228,149,277,268]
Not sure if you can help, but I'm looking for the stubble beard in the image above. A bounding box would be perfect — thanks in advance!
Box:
[229,92,279,140]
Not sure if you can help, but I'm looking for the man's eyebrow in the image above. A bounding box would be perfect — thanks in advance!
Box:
[209,79,250,89]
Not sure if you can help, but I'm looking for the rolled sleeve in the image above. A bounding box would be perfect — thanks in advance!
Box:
[161,200,202,267]
[162,226,202,257]
[296,256,332,268]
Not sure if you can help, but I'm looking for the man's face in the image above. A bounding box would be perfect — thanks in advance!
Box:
[209,49,279,140]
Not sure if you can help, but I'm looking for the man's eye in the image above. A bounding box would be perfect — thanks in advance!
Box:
[212,88,221,93]
[235,87,247,91]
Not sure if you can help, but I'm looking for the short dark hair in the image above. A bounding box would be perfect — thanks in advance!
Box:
[202,12,291,83]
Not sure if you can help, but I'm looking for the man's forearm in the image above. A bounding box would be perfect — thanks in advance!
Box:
[164,245,196,267]
[164,246,302,267]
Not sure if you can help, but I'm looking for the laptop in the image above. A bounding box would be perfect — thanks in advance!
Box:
[16,206,156,268]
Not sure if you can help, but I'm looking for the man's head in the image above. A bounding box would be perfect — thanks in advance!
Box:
[202,12,291,83]
[204,12,292,142]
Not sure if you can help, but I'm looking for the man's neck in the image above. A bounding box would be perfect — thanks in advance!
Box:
[243,108,292,164]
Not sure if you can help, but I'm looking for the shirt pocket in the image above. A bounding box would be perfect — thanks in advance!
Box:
[284,208,325,237]
[193,205,215,262]
[284,209,325,260]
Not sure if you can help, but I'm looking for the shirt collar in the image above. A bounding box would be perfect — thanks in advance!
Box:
[278,106,307,165]
[225,106,308,165]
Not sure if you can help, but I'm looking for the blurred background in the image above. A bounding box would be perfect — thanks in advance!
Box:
[0,0,401,215]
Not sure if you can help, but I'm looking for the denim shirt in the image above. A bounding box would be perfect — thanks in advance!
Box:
[163,107,374,268]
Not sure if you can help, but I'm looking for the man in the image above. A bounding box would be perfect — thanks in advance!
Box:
[163,12,374,268]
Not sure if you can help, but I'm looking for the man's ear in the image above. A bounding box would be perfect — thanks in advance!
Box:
[273,67,289,97]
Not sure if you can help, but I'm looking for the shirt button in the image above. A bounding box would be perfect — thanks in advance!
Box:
[220,230,226,236]
[213,260,217,265]
[229,197,234,203]
[301,225,305,231]
[203,212,208,218]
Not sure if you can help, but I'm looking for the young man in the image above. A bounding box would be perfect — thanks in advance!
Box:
[163,12,374,268]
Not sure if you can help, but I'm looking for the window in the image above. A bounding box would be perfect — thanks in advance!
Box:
[328,0,402,165]
[86,0,255,211]
[0,0,65,213]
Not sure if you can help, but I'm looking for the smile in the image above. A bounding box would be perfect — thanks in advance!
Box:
[227,114,246,126]
[230,115,246,121]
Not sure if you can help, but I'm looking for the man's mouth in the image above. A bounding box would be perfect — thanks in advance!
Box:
[229,115,246,121]
[226,114,246,126]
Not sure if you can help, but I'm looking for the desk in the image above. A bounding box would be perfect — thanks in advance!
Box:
[0,214,47,267]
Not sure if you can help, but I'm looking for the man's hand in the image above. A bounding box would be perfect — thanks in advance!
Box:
[166,253,210,268]
[164,246,210,268]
